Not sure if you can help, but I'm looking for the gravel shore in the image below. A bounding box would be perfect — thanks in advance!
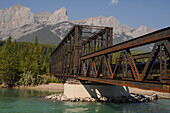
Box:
[14,83,64,93]
[128,87,170,99]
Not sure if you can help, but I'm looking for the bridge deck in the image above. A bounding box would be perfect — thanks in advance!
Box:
[78,77,170,93]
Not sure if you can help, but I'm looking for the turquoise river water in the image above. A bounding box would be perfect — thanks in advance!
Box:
[0,88,170,113]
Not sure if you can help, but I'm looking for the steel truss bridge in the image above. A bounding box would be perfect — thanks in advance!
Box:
[50,25,170,93]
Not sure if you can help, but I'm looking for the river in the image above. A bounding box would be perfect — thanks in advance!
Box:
[0,88,169,113]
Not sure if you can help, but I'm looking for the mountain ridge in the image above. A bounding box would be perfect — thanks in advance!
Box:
[0,4,156,46]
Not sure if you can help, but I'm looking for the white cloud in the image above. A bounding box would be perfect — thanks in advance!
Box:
[111,0,118,5]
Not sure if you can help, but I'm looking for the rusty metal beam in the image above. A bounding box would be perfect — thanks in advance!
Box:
[132,52,150,59]
[78,77,170,93]
[82,29,107,46]
[81,27,170,60]
[81,25,112,30]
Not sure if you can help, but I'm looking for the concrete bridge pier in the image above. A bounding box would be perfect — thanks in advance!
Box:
[64,79,130,98]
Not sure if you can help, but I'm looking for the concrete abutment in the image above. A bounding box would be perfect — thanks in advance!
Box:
[64,79,130,98]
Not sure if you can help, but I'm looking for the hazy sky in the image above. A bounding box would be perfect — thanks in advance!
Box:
[0,0,169,29]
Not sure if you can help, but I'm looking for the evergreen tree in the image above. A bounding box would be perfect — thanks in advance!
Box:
[32,36,41,77]
[0,36,19,86]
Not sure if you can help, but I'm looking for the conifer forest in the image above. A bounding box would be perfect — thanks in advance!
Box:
[0,36,61,87]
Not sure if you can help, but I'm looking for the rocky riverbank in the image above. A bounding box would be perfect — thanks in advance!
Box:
[45,93,158,103]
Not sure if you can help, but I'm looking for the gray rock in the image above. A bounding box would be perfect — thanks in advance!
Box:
[79,98,84,102]
[51,96,57,100]
[91,98,96,102]
[100,97,108,102]
[70,98,76,102]
[45,95,53,99]
[151,94,158,100]
[140,98,146,102]
[61,96,69,101]
[140,95,146,98]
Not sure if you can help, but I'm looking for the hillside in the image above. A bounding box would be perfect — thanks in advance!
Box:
[17,28,61,45]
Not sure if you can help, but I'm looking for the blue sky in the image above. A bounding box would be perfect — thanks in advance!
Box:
[0,0,169,29]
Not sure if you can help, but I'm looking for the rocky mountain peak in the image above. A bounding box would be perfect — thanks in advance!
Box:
[47,7,69,25]
[0,4,34,32]
[137,25,147,31]
[53,7,67,16]
[13,4,23,8]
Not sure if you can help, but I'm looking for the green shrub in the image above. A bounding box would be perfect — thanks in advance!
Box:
[18,71,62,86]
[18,71,35,86]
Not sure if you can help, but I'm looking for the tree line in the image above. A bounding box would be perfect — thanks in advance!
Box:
[0,36,61,87]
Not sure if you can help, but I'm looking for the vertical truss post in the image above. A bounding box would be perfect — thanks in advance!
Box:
[94,39,96,52]
[109,28,113,65]
[89,42,91,53]
[82,60,86,76]
[92,58,97,76]
[62,44,65,75]
[160,43,163,82]
[69,35,72,75]
[105,29,108,47]
[66,39,68,75]
[73,25,79,76]
[122,51,128,77]
[163,51,167,79]
[78,26,82,76]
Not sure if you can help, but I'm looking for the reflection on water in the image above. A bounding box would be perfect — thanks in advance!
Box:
[0,88,170,113]
[0,88,52,98]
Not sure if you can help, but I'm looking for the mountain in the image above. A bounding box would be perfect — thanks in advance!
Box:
[71,16,133,34]
[0,4,34,32]
[0,4,156,47]
[17,27,61,45]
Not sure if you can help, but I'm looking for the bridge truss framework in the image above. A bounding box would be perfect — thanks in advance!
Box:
[50,25,170,93]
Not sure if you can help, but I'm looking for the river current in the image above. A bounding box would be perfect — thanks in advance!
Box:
[0,88,169,113]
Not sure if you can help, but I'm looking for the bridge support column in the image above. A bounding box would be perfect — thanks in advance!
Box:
[64,79,130,98]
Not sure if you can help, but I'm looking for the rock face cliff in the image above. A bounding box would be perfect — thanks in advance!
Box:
[0,4,156,45]
[47,7,69,25]
[34,11,52,24]
[0,4,34,32]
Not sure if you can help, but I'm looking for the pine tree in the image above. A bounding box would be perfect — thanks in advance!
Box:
[0,36,19,87]
[32,36,41,77]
